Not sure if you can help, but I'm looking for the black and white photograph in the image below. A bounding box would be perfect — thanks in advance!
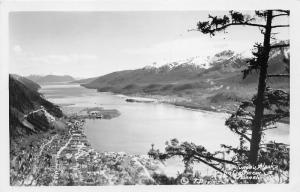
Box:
[1,0,300,191]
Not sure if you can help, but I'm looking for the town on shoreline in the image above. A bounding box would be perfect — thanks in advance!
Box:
[10,107,167,186]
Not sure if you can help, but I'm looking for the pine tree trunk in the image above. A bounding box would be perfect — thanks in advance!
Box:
[249,10,273,166]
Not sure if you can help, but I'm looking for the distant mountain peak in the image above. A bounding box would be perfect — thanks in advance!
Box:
[144,50,246,73]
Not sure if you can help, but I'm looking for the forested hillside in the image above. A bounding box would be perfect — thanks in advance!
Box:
[9,75,63,138]
[82,49,289,112]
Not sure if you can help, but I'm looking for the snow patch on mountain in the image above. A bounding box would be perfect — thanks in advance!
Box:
[143,50,247,72]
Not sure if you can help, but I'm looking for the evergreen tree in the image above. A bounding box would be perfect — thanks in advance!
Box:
[149,10,290,183]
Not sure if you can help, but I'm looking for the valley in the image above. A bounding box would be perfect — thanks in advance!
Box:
[7,9,291,186]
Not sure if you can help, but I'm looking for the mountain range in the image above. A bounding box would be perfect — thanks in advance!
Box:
[83,51,243,88]
[80,49,289,111]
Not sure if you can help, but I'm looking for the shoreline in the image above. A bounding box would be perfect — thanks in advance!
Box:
[89,89,289,124]
[10,84,289,185]
[80,84,230,113]
[126,94,290,124]
[59,113,166,185]
[10,108,166,186]
[96,90,235,114]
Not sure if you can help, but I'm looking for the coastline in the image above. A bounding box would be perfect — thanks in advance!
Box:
[97,90,237,114]
[57,113,166,185]
[10,109,166,186]
[87,88,289,124]
[10,84,290,186]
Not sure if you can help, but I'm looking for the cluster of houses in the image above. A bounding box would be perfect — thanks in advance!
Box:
[51,118,103,185]
[88,111,103,119]
[11,111,160,186]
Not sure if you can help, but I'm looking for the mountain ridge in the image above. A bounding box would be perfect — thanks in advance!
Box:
[9,75,63,138]
[80,49,289,112]
[81,50,249,89]
[26,74,75,84]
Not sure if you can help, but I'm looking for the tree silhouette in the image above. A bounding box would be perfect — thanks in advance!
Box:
[149,10,290,183]
[194,9,289,166]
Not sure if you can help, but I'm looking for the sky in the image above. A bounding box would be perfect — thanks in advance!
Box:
[9,11,289,78]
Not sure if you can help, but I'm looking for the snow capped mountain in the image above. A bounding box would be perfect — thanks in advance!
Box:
[143,50,247,72]
[269,42,290,60]
[83,47,288,93]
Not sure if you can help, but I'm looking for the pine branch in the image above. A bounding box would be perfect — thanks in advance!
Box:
[190,21,266,33]
[194,150,238,165]
[272,13,289,18]
[273,10,290,15]
[260,142,289,146]
[193,156,236,180]
[267,74,290,77]
[216,22,266,29]
[196,12,267,36]
[234,130,251,142]
[262,126,277,131]
[200,22,266,36]
[272,25,289,28]
[184,142,238,165]
[270,44,290,49]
